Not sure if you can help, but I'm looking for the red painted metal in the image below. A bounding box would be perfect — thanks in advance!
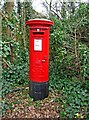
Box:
[26,19,54,83]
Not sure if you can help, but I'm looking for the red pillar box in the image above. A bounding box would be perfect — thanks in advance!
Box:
[26,19,54,100]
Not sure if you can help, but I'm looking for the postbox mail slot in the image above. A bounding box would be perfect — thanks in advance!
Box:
[33,32,44,35]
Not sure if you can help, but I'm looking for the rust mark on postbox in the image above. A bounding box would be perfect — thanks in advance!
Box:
[26,19,54,100]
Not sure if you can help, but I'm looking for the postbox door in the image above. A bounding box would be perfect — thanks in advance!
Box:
[30,30,49,82]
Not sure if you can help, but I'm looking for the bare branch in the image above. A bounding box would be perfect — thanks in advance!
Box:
[2,58,12,69]
[43,0,61,18]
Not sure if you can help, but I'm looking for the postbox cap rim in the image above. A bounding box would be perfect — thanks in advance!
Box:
[26,18,54,26]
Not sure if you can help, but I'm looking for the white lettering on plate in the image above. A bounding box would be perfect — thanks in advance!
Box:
[34,39,42,51]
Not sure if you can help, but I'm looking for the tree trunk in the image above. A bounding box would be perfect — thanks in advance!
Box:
[4,2,14,16]
[61,2,66,19]
[4,1,14,62]
[74,29,81,80]
[4,1,14,38]
[21,1,26,50]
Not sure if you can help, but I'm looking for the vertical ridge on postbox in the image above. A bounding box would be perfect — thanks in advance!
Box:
[26,19,54,100]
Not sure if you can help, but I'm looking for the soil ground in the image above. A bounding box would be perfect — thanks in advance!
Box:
[2,87,60,118]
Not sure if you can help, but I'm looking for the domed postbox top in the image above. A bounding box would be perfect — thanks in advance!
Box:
[26,18,54,27]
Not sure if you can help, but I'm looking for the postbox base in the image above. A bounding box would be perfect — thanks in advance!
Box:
[29,81,49,101]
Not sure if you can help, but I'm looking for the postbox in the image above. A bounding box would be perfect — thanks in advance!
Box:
[26,19,54,100]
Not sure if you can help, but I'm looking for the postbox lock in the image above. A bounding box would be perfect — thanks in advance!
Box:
[44,55,47,59]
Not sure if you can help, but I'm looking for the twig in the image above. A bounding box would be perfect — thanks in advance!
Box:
[43,0,61,19]
[4,42,11,44]
[2,58,12,69]
[74,29,77,58]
